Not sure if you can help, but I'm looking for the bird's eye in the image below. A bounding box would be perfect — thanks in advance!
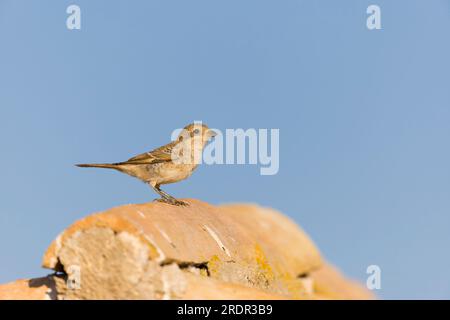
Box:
[193,129,200,135]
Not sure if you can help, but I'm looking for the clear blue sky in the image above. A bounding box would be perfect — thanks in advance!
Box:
[0,1,449,299]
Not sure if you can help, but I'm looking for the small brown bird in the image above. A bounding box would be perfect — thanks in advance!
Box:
[76,123,217,206]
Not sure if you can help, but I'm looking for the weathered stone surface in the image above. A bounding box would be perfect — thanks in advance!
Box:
[0,276,57,300]
[0,199,373,299]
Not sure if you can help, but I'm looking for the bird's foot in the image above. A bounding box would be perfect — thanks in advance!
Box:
[172,199,189,206]
[154,198,189,207]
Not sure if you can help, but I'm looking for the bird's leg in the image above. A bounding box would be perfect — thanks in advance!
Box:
[150,184,188,206]
[149,184,172,202]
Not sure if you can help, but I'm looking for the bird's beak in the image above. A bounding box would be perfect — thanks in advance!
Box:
[207,129,218,138]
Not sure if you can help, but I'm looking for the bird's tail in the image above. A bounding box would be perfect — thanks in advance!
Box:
[75,163,121,169]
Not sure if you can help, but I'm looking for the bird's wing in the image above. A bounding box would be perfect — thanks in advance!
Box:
[120,142,176,165]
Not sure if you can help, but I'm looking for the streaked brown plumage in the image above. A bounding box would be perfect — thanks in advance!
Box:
[76,123,217,206]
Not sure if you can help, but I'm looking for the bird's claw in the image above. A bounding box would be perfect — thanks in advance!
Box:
[154,198,189,207]
[173,200,189,206]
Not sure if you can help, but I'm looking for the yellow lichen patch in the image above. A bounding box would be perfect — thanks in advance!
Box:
[199,268,209,277]
[251,247,316,299]
[206,255,222,277]
[254,244,274,280]
[251,244,277,291]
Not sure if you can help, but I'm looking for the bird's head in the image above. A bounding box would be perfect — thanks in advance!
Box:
[178,123,217,147]
[172,123,217,164]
